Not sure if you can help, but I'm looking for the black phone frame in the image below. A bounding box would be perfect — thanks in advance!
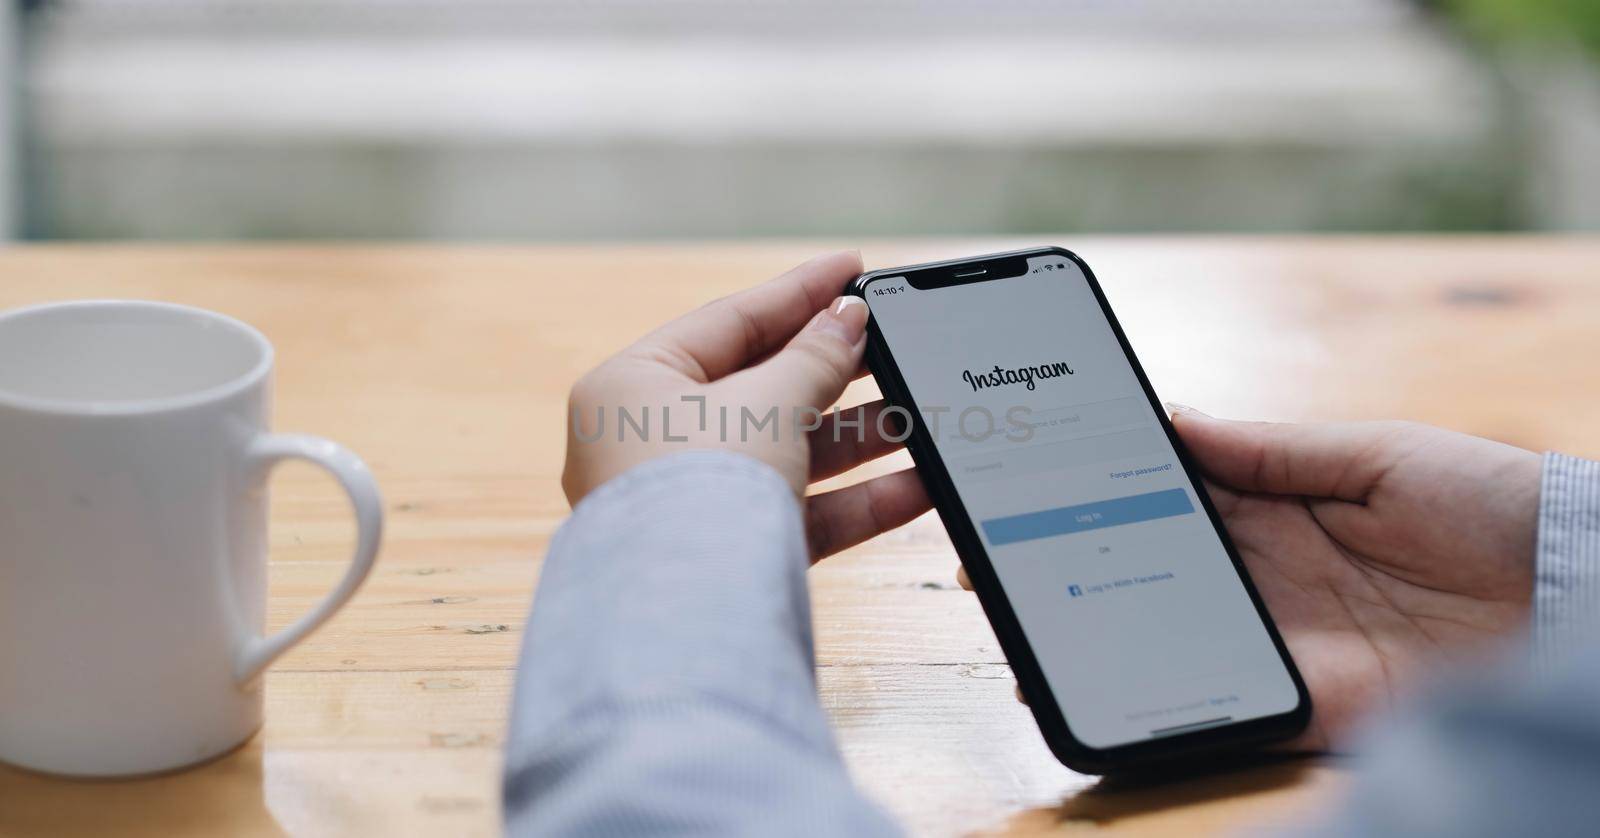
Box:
[849,245,1311,773]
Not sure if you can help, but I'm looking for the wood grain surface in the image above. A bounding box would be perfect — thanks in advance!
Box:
[2,238,1596,836]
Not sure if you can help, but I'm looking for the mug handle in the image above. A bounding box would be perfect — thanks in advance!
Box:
[233,433,384,685]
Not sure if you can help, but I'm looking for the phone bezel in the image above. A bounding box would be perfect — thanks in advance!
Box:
[850,245,1311,773]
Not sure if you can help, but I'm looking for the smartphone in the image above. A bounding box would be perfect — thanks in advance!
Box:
[852,246,1309,773]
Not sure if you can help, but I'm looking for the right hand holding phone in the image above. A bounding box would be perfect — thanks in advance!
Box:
[961,408,1542,751]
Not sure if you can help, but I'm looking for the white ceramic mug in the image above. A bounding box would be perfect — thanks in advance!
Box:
[0,300,382,777]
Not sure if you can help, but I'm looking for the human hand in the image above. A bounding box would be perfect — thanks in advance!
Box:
[562,250,931,562]
[959,409,1541,750]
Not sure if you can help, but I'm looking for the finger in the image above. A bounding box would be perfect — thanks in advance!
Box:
[747,296,870,414]
[809,399,907,480]
[1168,404,1406,501]
[629,250,863,382]
[805,468,932,562]
[1016,683,1027,706]
[737,342,870,380]
[956,565,972,591]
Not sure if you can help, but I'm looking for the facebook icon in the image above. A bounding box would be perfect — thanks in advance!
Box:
[1068,584,1083,598]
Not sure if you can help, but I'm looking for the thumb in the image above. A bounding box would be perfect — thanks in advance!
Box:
[753,296,869,411]
[1168,404,1400,501]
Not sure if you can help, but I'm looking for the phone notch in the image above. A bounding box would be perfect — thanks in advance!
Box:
[905,254,1030,290]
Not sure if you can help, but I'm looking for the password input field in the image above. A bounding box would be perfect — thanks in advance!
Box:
[951,426,1167,484]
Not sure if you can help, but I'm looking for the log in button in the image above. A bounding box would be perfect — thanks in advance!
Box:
[980,488,1194,546]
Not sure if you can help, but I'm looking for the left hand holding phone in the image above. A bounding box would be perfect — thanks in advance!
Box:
[561,250,932,562]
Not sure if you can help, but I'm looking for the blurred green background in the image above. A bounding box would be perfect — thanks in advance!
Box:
[3,0,1599,241]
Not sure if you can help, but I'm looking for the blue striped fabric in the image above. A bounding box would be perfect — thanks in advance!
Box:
[1535,453,1600,674]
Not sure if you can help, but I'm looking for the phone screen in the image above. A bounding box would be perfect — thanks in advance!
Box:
[862,253,1300,750]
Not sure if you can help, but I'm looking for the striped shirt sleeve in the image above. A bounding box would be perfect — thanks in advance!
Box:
[1534,452,1600,672]
[503,450,901,837]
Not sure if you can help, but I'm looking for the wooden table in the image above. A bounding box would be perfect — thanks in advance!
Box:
[2,238,1597,836]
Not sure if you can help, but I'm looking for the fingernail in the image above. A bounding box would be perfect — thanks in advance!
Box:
[1165,402,1207,418]
[816,295,869,345]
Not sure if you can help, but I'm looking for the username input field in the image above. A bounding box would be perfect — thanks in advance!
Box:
[938,396,1147,453]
